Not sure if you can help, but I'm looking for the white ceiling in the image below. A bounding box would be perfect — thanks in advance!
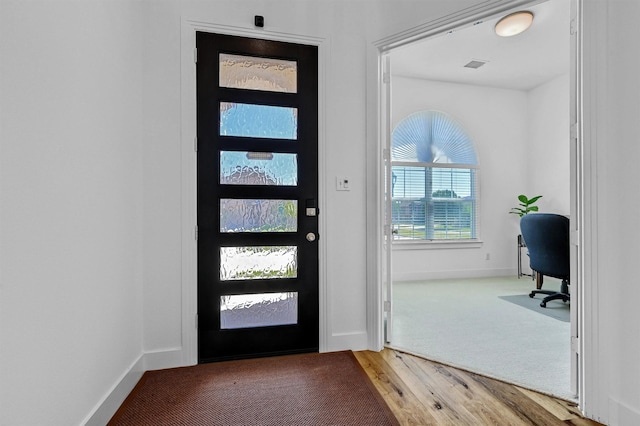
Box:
[390,0,570,91]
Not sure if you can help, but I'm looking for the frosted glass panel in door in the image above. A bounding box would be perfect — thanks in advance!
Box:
[220,292,298,329]
[219,53,297,93]
[220,103,298,140]
[220,246,298,281]
[220,199,297,233]
[220,151,298,186]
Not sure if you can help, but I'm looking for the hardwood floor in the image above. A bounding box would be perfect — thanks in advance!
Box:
[355,348,603,426]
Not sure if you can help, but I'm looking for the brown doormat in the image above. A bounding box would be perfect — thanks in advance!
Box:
[109,351,399,426]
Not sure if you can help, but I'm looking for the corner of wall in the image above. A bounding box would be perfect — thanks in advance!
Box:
[144,347,192,371]
[82,347,192,425]
[82,355,145,426]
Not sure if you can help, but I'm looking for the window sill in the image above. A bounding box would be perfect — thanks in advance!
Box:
[392,240,484,250]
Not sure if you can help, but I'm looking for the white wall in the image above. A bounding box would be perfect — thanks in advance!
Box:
[141,1,184,359]
[582,0,640,423]
[0,1,145,425]
[527,73,571,215]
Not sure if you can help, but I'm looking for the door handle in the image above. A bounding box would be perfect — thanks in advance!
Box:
[306,232,317,242]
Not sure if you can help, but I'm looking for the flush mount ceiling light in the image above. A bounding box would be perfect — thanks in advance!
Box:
[495,11,534,37]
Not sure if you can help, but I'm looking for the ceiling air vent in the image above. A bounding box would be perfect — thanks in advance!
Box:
[464,60,487,69]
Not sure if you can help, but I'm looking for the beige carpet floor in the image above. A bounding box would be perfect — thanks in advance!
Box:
[388,276,573,400]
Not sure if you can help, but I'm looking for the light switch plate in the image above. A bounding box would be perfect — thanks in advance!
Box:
[336,176,350,191]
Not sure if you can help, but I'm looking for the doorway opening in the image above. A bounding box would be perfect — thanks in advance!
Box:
[377,0,579,401]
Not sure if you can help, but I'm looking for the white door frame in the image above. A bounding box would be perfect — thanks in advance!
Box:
[179,18,329,366]
[365,0,589,411]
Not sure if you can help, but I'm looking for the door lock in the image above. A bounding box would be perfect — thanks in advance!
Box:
[306,232,317,242]
[305,199,319,216]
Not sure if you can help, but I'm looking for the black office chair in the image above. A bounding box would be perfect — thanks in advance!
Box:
[520,213,570,308]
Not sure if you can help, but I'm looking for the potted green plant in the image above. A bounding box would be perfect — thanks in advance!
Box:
[511,194,542,278]
[509,194,542,217]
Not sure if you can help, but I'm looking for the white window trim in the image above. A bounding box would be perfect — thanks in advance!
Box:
[392,240,483,250]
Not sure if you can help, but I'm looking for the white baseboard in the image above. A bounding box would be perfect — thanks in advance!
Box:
[325,331,369,352]
[608,397,640,426]
[144,347,192,371]
[83,348,192,425]
[82,354,145,426]
[392,268,516,282]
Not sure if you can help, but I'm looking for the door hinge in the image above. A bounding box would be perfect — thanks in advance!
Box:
[571,336,580,354]
[195,314,199,330]
[383,72,390,84]
[570,122,578,140]
[570,18,577,36]
[195,226,198,241]
[194,48,198,63]
[194,137,198,152]
[384,301,391,312]
[570,229,579,247]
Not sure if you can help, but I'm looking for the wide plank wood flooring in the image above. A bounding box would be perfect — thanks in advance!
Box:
[354,348,603,425]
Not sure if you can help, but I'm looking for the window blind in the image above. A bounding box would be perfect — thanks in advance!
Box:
[391,166,477,240]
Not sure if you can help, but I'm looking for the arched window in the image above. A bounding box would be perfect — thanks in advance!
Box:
[391,111,478,241]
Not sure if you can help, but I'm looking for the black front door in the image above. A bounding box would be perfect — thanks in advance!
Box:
[196,32,319,362]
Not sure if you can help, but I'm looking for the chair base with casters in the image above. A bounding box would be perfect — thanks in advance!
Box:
[529,277,569,308]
